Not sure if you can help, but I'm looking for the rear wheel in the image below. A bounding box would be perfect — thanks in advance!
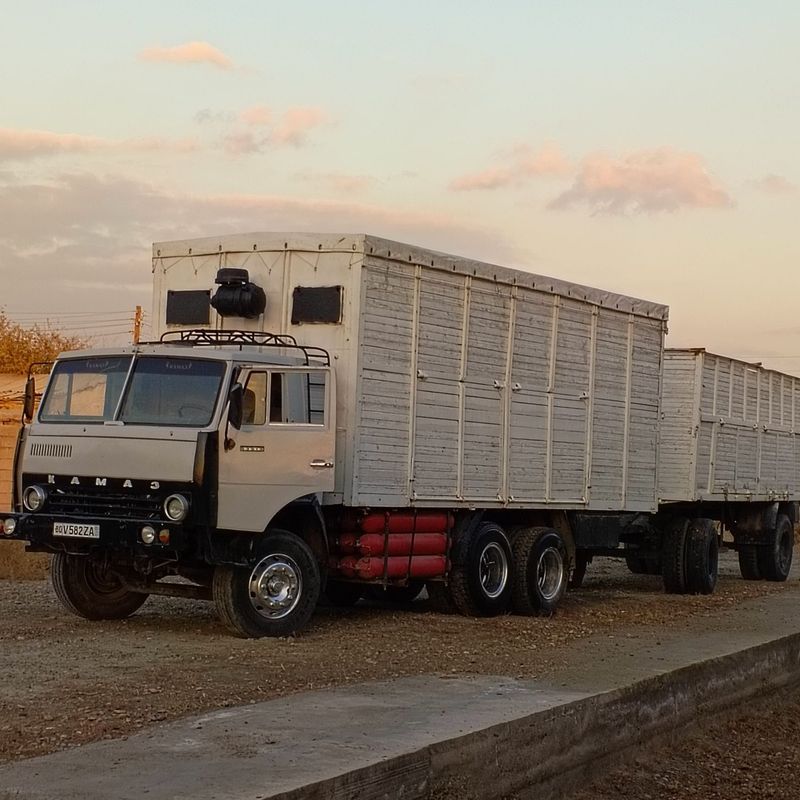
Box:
[738,546,762,580]
[448,522,512,617]
[511,528,567,616]
[758,514,794,582]
[662,516,690,594]
[685,518,719,595]
[51,552,148,620]
[213,530,320,638]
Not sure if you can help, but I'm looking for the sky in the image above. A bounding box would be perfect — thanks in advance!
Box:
[0,0,798,369]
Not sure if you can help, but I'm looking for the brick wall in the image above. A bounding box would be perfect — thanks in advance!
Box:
[0,423,18,507]
[0,422,49,579]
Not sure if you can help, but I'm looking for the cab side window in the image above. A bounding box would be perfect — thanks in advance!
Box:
[242,370,326,426]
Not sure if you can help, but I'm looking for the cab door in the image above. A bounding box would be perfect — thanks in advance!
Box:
[217,367,335,532]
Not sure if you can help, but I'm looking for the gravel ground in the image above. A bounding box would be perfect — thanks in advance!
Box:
[570,680,800,800]
[0,552,791,765]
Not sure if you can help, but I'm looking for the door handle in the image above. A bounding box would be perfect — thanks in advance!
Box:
[309,459,334,469]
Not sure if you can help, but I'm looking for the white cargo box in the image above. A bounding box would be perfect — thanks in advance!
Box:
[659,349,800,503]
[152,233,668,513]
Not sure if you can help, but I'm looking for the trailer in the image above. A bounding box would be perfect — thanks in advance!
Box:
[0,233,794,636]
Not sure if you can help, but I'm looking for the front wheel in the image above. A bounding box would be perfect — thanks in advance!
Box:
[50,552,148,620]
[213,530,320,638]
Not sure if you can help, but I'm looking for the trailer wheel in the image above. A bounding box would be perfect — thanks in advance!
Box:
[738,546,762,580]
[661,516,690,594]
[50,552,148,620]
[367,581,426,604]
[213,530,320,638]
[685,518,719,595]
[448,522,512,617]
[323,580,363,607]
[511,528,568,616]
[757,514,794,582]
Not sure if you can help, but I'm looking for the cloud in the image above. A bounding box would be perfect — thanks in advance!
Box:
[549,148,733,214]
[0,171,516,314]
[221,106,329,154]
[138,41,233,70]
[450,142,570,191]
[750,174,796,195]
[0,127,199,162]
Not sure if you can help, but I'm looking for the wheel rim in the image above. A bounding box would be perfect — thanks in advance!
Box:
[478,542,508,599]
[248,553,302,619]
[537,547,564,602]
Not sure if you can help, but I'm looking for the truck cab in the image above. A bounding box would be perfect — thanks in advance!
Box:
[1,330,336,637]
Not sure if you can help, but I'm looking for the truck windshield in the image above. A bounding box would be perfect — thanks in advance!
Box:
[119,357,226,427]
[39,355,226,427]
[39,356,132,422]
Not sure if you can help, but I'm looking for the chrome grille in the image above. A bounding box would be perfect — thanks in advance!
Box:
[47,489,161,520]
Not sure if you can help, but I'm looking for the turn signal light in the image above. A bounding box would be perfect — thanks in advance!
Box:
[158,529,170,544]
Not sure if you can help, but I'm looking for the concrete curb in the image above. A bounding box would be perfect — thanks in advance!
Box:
[423,632,800,800]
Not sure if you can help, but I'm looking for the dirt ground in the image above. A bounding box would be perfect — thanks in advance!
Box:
[0,552,791,766]
[571,680,800,800]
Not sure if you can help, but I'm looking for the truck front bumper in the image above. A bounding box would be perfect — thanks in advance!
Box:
[0,512,189,554]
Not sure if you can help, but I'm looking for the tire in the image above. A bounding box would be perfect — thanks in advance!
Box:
[213,530,320,638]
[448,521,512,617]
[738,546,762,580]
[512,528,568,616]
[685,518,719,595]
[661,516,690,594]
[50,552,148,620]
[570,551,590,589]
[323,580,363,607]
[758,514,794,582]
[367,581,426,604]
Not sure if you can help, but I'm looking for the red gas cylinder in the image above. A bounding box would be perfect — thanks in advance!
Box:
[334,555,447,580]
[357,512,453,535]
[337,533,448,557]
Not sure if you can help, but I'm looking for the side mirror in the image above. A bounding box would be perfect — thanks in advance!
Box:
[23,377,35,422]
[228,383,244,430]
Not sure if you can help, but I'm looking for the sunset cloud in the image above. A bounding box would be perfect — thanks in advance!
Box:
[450,142,570,191]
[0,128,199,161]
[139,41,233,70]
[749,174,796,195]
[549,148,733,214]
[222,106,329,154]
[0,172,514,313]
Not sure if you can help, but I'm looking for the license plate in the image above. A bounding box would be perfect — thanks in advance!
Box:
[53,522,100,539]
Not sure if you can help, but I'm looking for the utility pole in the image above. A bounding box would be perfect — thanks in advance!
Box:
[133,305,143,344]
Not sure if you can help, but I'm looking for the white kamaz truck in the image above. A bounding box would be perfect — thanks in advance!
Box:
[1,233,796,636]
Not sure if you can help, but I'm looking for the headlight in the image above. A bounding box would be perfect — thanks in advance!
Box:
[3,518,16,535]
[164,494,189,522]
[141,525,156,544]
[23,485,47,512]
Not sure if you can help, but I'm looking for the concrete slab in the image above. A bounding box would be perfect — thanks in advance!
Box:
[2,588,800,800]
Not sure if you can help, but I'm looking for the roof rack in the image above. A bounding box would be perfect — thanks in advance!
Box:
[150,329,331,366]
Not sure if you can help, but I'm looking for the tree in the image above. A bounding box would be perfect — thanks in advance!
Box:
[0,312,88,374]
